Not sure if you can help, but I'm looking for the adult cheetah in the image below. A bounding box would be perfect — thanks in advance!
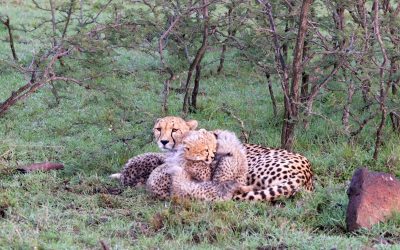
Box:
[113,117,314,201]
[111,116,198,186]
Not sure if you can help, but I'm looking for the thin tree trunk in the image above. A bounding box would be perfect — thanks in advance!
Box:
[61,0,74,39]
[389,112,400,133]
[390,60,398,95]
[182,0,209,115]
[191,63,202,110]
[217,43,226,74]
[158,14,181,114]
[303,63,341,126]
[300,38,310,124]
[49,0,57,47]
[0,16,18,61]
[281,0,313,150]
[258,0,290,147]
[79,0,84,26]
[162,68,174,114]
[372,0,389,161]
[342,76,355,134]
[282,20,289,63]
[300,41,309,102]
[50,82,60,105]
[217,5,234,74]
[266,73,277,117]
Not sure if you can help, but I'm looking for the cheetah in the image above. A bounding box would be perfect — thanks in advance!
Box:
[167,165,242,201]
[117,117,314,202]
[110,116,198,186]
[165,129,246,201]
[211,129,248,186]
[146,128,217,199]
[147,129,252,200]
[233,145,314,201]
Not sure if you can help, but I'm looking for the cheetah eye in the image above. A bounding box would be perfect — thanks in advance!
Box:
[155,128,161,132]
[172,128,178,133]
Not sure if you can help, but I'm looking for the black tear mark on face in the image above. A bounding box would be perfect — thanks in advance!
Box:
[155,129,161,141]
[170,121,176,147]
[205,148,210,162]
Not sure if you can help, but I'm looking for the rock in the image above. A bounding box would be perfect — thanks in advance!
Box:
[346,168,400,232]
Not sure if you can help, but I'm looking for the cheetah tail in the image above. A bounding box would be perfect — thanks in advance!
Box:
[109,173,122,179]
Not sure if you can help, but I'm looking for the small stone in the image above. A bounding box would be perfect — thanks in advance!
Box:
[346,168,400,232]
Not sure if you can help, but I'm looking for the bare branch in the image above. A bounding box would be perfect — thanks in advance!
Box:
[0,16,18,61]
[221,105,250,143]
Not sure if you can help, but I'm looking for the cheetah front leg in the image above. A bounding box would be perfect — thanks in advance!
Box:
[111,152,166,187]
[167,165,243,201]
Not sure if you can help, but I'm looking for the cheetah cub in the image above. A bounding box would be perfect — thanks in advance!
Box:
[212,129,249,186]
[167,129,252,201]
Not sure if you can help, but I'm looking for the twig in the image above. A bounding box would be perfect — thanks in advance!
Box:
[0,47,77,117]
[0,16,18,61]
[61,0,74,39]
[82,0,114,25]
[221,105,249,143]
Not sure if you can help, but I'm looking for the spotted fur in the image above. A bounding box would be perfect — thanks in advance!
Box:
[118,117,314,202]
[146,129,218,199]
[212,130,248,186]
[112,116,198,186]
[233,145,314,201]
[147,129,253,200]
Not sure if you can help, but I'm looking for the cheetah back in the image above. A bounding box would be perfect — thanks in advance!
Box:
[233,144,314,201]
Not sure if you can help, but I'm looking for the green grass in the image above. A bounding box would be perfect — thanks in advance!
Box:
[1,1,400,249]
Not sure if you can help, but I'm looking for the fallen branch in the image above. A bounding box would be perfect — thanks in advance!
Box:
[16,162,64,173]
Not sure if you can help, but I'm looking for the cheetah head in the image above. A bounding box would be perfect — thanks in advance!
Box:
[153,116,198,151]
[181,129,217,164]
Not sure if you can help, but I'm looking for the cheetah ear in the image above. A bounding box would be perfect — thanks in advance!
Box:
[213,132,218,139]
[213,129,221,139]
[186,120,198,130]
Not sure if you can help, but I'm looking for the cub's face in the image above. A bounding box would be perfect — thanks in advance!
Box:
[153,116,198,151]
[182,130,217,164]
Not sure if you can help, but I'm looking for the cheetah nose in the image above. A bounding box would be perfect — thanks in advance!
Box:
[160,140,169,146]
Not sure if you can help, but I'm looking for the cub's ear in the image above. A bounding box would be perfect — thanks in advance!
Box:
[186,120,198,130]
[213,132,218,139]
[212,129,222,138]
[154,118,161,125]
